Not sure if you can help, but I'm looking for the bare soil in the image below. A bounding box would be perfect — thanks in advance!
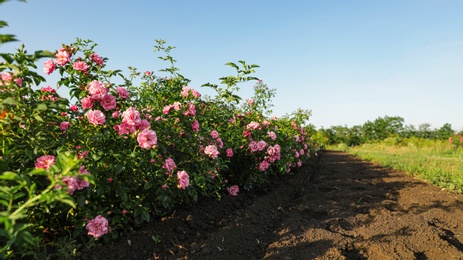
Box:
[78,150,463,259]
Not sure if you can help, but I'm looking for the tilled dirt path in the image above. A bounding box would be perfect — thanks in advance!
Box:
[79,150,463,260]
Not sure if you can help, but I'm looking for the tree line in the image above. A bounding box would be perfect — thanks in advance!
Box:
[310,116,459,146]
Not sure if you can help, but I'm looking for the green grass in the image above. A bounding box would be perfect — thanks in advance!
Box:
[335,137,463,193]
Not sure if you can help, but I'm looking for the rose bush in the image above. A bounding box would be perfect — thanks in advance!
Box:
[1,37,319,258]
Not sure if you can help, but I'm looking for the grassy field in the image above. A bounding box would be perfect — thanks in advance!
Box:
[331,137,463,193]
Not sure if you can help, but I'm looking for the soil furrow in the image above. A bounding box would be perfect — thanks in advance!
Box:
[78,150,463,260]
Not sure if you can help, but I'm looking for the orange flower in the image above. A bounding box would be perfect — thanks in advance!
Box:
[0,109,7,120]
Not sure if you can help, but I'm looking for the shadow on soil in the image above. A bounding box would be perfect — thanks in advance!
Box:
[78,150,463,260]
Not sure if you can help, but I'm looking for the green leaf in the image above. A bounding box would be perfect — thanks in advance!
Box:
[0,171,19,181]
[36,103,47,111]
[2,97,20,105]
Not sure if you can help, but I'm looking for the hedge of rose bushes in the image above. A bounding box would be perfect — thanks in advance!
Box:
[0,38,318,258]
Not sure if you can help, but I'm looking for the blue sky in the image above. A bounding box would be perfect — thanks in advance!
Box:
[1,0,463,130]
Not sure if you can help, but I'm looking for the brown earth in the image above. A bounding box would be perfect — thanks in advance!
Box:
[78,150,463,260]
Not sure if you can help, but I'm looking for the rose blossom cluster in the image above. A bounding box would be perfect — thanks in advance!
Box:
[0,72,22,87]
[249,140,267,152]
[114,107,150,135]
[181,86,201,98]
[44,49,104,75]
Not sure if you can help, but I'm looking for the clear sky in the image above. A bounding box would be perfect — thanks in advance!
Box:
[1,0,463,130]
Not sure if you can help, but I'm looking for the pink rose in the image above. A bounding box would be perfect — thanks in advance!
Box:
[1,72,13,84]
[111,110,120,118]
[35,155,56,170]
[181,86,190,97]
[73,61,89,73]
[114,122,136,135]
[216,138,224,148]
[137,119,150,131]
[86,110,106,125]
[59,121,70,131]
[54,50,70,66]
[86,215,109,238]
[116,87,129,99]
[191,89,201,98]
[90,53,104,67]
[100,94,117,111]
[137,129,157,149]
[70,104,79,112]
[226,148,233,157]
[43,59,56,75]
[177,170,189,189]
[204,145,219,159]
[268,131,277,140]
[259,160,270,171]
[163,105,173,115]
[210,130,219,139]
[122,107,141,126]
[247,98,254,105]
[145,71,151,76]
[249,141,258,152]
[243,130,251,138]
[86,80,108,101]
[183,103,196,116]
[227,185,239,196]
[81,97,94,109]
[191,120,200,132]
[41,86,56,93]
[14,77,22,86]
[162,158,177,172]
[246,121,261,130]
[256,140,267,151]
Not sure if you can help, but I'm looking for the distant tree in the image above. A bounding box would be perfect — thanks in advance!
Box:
[436,123,454,140]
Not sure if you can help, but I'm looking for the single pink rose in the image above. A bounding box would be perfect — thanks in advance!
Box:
[59,121,70,131]
[268,131,277,140]
[226,148,233,157]
[122,107,141,126]
[73,61,89,73]
[210,130,219,139]
[227,185,239,196]
[137,129,157,149]
[35,155,56,170]
[116,87,129,99]
[86,80,108,101]
[86,110,106,125]
[81,97,94,109]
[43,59,56,75]
[259,160,270,171]
[86,215,109,238]
[100,94,117,111]
[256,140,267,151]
[191,89,201,98]
[191,120,200,132]
[204,145,219,159]
[177,170,189,189]
[70,104,79,112]
[54,50,70,66]
[162,158,177,172]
